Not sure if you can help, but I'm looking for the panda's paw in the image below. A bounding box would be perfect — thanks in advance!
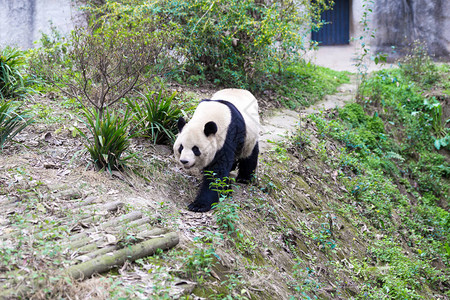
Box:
[188,202,212,212]
[236,176,251,184]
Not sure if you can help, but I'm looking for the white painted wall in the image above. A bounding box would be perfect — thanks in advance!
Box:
[0,0,82,49]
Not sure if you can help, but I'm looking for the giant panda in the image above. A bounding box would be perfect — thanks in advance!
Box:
[173,89,260,212]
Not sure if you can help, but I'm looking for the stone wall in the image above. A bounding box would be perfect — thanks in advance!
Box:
[0,0,82,49]
[374,0,450,60]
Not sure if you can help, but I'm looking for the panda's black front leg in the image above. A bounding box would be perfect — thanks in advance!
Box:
[188,174,219,212]
[188,161,233,212]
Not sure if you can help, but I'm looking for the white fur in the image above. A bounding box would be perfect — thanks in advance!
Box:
[173,89,259,170]
[211,89,260,158]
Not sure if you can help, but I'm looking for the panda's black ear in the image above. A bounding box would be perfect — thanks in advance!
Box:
[177,117,186,133]
[204,121,218,137]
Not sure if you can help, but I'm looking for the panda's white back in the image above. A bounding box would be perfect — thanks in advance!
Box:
[211,89,260,158]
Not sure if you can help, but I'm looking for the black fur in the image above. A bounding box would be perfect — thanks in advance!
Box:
[177,117,186,133]
[188,99,257,212]
[236,142,259,183]
[204,121,218,136]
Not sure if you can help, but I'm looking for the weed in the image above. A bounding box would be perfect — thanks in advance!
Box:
[422,97,449,150]
[291,258,321,297]
[213,197,240,235]
[290,124,311,151]
[208,174,240,235]
[213,274,250,300]
[272,142,289,163]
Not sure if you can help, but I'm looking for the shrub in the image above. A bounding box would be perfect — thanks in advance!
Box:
[0,101,34,149]
[161,0,333,87]
[0,47,27,99]
[127,88,187,145]
[77,108,136,171]
[31,1,180,115]
[335,103,387,152]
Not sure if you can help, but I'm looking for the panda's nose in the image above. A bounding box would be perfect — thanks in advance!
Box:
[180,160,189,165]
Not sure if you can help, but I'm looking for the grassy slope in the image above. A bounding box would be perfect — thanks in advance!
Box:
[1,62,449,299]
[265,62,351,109]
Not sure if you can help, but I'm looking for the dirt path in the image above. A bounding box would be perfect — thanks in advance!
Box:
[260,75,357,152]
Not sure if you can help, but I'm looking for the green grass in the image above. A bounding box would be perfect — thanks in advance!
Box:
[267,62,350,109]
[299,64,450,298]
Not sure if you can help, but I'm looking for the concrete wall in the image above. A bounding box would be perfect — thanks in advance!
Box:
[0,0,82,49]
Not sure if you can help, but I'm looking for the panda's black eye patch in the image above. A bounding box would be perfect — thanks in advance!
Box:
[192,146,201,156]
[178,144,183,153]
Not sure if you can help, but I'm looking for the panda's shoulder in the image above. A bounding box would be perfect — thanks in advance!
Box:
[190,100,232,127]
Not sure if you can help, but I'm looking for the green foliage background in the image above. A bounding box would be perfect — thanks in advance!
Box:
[162,0,333,87]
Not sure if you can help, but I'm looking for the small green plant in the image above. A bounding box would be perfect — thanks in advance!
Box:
[354,0,376,84]
[270,141,289,163]
[399,40,439,87]
[127,88,186,144]
[291,258,321,296]
[207,173,240,235]
[423,97,449,150]
[76,108,136,171]
[0,100,34,149]
[290,125,311,151]
[184,247,217,283]
[313,215,337,252]
[215,274,250,300]
[0,47,27,99]
[213,196,240,235]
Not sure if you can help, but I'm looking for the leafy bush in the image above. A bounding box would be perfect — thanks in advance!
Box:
[26,24,69,87]
[77,108,136,171]
[358,69,449,152]
[127,88,187,145]
[0,47,27,99]
[161,0,333,87]
[0,101,34,149]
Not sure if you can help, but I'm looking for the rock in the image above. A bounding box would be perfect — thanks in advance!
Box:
[374,0,450,59]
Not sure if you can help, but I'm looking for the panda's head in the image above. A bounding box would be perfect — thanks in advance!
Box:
[173,117,219,170]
